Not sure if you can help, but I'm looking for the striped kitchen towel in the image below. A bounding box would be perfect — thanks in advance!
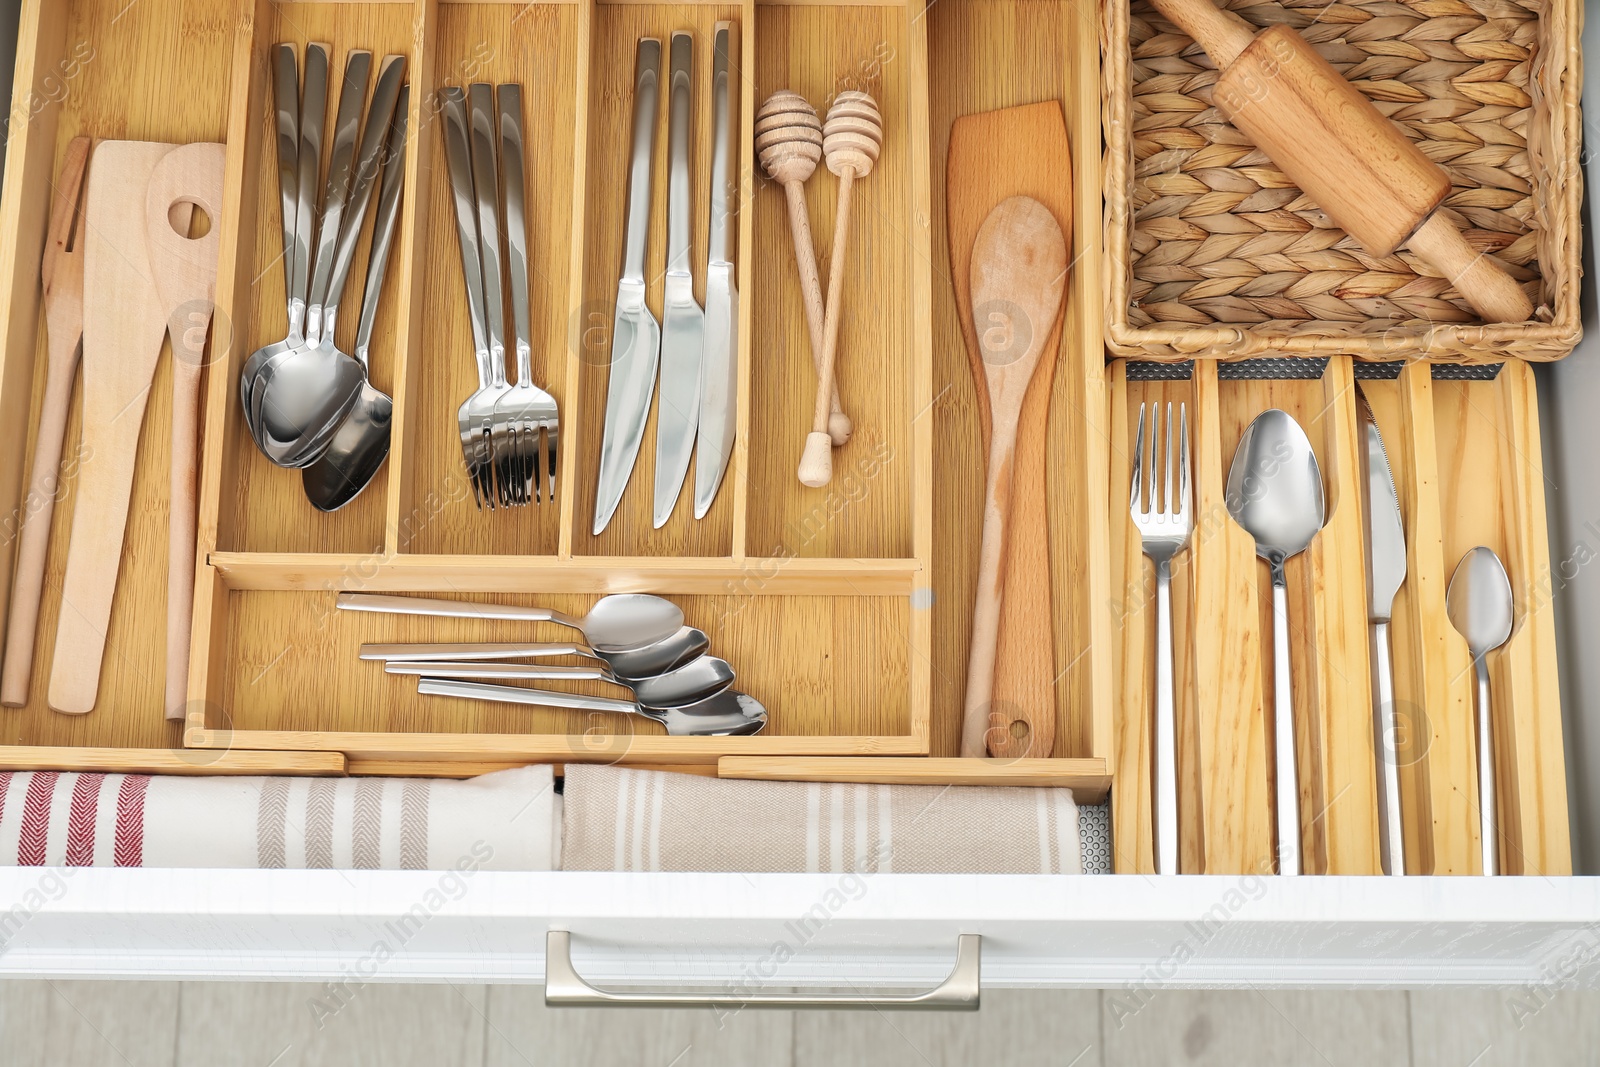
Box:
[0,766,558,870]
[561,765,1080,874]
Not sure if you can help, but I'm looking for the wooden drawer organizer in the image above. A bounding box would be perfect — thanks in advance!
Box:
[0,0,1110,781]
[1108,357,1570,875]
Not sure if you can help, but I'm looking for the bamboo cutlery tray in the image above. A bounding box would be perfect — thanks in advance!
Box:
[0,0,1574,876]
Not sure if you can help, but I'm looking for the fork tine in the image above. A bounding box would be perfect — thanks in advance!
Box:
[1130,402,1146,513]
[547,422,559,506]
[1179,402,1190,517]
[1163,402,1173,517]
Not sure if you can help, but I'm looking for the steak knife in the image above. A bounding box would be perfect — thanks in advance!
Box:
[1358,386,1407,876]
[594,38,663,535]
[653,32,704,528]
[694,22,739,519]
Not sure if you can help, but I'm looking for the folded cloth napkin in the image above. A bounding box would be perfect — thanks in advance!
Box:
[0,766,558,870]
[561,765,1081,874]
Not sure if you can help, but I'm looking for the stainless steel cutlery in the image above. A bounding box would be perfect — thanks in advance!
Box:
[1130,401,1191,876]
[1447,545,1514,876]
[694,22,740,519]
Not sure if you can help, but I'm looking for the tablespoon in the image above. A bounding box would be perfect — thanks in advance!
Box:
[1447,545,1514,876]
[359,627,712,680]
[386,653,735,709]
[302,82,408,510]
[1226,408,1325,876]
[417,678,768,736]
[336,592,684,652]
[239,43,323,424]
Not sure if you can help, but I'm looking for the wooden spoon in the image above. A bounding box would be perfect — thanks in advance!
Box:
[145,142,225,721]
[755,91,850,447]
[948,102,1074,757]
[0,136,90,707]
[959,195,1067,757]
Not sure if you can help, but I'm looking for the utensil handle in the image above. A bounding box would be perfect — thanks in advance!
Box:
[1271,573,1301,876]
[707,24,736,269]
[782,180,847,442]
[289,43,329,343]
[270,45,300,311]
[0,365,76,706]
[545,932,981,1011]
[497,84,533,383]
[1145,0,1255,65]
[388,662,617,685]
[622,39,661,284]
[960,417,1020,757]
[1154,560,1179,874]
[336,592,575,629]
[1474,658,1499,875]
[360,642,589,662]
[327,54,406,329]
[306,49,371,335]
[439,87,493,386]
[354,85,408,361]
[665,34,693,278]
[1370,620,1406,875]
[467,83,507,384]
[417,677,638,714]
[1405,214,1533,324]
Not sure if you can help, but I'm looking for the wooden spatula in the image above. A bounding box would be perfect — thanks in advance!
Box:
[948,102,1073,757]
[49,141,181,715]
[0,136,91,707]
[145,142,224,721]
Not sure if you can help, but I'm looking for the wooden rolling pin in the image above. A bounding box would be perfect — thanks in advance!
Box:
[1150,0,1533,324]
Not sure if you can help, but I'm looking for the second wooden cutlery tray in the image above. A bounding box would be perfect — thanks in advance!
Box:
[0,0,1573,877]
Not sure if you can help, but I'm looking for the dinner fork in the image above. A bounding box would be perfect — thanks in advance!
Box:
[494,84,559,506]
[1131,401,1192,876]
[441,86,499,506]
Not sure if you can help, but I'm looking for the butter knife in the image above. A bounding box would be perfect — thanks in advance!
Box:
[694,21,739,519]
[594,38,663,535]
[1358,386,1407,876]
[653,32,704,528]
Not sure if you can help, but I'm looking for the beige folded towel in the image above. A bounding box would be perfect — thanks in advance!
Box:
[560,765,1080,874]
[0,766,558,871]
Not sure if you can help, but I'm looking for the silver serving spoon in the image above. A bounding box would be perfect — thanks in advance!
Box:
[417,677,767,736]
[1447,545,1514,876]
[336,592,685,653]
[359,627,712,681]
[302,83,407,510]
[240,43,323,427]
[386,654,734,709]
[1226,408,1325,877]
[250,52,383,467]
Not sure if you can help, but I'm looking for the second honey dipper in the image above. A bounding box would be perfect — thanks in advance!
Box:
[1148,0,1533,324]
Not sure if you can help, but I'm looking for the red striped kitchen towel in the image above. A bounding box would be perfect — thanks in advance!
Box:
[0,766,558,870]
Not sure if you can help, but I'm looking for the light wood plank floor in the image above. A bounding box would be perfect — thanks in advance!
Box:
[0,984,1596,1066]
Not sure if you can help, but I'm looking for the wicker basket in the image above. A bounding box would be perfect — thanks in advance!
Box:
[1102,0,1584,361]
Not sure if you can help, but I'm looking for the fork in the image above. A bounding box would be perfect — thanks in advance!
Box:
[439,87,497,506]
[494,84,559,506]
[1131,401,1192,876]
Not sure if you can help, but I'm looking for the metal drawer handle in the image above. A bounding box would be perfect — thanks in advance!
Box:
[544,931,981,1011]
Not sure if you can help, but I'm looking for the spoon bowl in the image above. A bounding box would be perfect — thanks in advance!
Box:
[1447,546,1514,656]
[1225,408,1326,566]
[336,591,687,654]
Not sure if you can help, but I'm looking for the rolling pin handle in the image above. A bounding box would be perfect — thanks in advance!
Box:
[1406,213,1535,324]
[1146,0,1254,65]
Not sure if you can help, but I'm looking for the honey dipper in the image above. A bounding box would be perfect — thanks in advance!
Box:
[756,91,851,448]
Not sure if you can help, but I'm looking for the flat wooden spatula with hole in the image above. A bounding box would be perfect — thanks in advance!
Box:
[948,102,1073,758]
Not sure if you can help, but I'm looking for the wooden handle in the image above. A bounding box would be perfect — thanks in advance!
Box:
[1405,213,1534,324]
[962,418,1021,756]
[800,170,857,487]
[0,366,76,706]
[781,181,851,447]
[1145,0,1254,65]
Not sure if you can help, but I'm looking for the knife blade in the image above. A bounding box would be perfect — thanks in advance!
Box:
[594,38,663,536]
[694,21,739,519]
[653,32,704,528]
[1357,385,1407,876]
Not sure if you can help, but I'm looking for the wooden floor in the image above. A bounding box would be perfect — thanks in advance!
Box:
[0,982,1593,1065]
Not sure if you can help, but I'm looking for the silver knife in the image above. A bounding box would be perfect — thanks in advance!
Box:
[1358,385,1407,876]
[594,38,663,535]
[694,22,739,520]
[652,32,705,528]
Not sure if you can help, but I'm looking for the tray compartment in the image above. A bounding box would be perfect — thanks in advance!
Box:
[923,0,1112,762]
[221,3,419,556]
[391,2,583,559]
[204,588,920,762]
[744,1,919,562]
